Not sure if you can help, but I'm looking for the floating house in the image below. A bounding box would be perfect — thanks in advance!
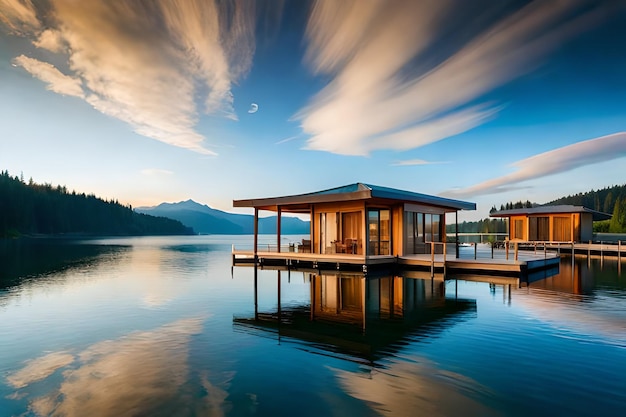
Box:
[233,183,476,259]
[490,205,611,243]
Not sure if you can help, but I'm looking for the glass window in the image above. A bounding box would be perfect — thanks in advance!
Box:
[432,214,441,242]
[424,214,432,242]
[368,209,390,255]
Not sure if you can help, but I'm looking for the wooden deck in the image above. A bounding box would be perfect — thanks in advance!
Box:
[232,247,560,275]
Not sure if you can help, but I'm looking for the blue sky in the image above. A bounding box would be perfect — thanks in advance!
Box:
[1,0,625,221]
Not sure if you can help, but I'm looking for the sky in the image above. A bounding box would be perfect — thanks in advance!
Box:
[1,0,625,222]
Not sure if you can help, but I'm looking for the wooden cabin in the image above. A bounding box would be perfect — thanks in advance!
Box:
[490,205,611,243]
[233,183,475,257]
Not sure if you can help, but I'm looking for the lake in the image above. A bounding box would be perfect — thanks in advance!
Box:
[1,236,625,416]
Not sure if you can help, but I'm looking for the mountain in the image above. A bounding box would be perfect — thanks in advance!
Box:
[135,200,310,235]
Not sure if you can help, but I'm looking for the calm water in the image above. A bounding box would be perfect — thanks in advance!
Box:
[1,236,625,417]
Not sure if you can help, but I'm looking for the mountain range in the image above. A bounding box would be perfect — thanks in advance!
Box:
[135,199,310,235]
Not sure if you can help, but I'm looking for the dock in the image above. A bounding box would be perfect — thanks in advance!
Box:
[232,243,560,276]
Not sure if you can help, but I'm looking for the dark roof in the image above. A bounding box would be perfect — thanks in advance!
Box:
[233,183,476,212]
[490,205,612,221]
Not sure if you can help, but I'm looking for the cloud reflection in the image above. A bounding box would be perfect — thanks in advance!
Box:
[5,317,230,417]
[332,359,498,416]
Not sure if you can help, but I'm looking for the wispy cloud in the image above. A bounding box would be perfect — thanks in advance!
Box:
[0,0,39,35]
[443,132,626,198]
[299,0,608,156]
[1,0,259,155]
[140,168,174,176]
[391,159,448,167]
[275,134,302,145]
[12,55,84,98]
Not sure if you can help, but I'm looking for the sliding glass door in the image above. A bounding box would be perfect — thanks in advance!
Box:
[368,209,390,255]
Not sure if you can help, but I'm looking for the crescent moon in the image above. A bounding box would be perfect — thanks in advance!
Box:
[248,103,259,114]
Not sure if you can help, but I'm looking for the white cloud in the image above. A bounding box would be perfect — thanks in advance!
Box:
[12,55,84,98]
[443,132,626,198]
[299,0,607,156]
[33,28,64,52]
[140,168,174,176]
[1,0,258,155]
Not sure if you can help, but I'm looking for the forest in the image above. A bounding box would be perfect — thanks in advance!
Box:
[0,171,193,237]
[447,183,626,234]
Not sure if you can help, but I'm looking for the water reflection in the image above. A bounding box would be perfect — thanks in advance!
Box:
[509,256,626,348]
[235,271,476,363]
[6,317,216,417]
[333,360,499,417]
[0,238,127,289]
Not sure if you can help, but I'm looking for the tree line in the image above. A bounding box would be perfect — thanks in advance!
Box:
[0,170,193,237]
[546,184,626,233]
[447,183,626,234]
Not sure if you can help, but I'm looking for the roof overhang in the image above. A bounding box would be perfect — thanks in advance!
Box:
[233,183,476,213]
[490,205,612,222]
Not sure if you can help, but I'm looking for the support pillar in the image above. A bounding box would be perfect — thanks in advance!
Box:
[277,270,281,320]
[254,208,259,263]
[277,206,282,253]
[455,211,459,259]
[254,266,258,321]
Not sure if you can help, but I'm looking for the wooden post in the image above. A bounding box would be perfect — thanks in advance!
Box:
[491,242,494,259]
[601,241,604,263]
[618,240,621,264]
[474,242,477,260]
[588,240,591,258]
[277,270,282,320]
[361,276,366,332]
[506,241,509,260]
[431,241,435,278]
[254,266,258,321]
[277,206,282,253]
[514,242,518,261]
[455,211,459,259]
[310,274,315,321]
[443,242,447,277]
[254,208,259,263]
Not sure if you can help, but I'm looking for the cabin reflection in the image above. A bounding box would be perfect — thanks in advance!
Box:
[234,270,476,362]
[527,257,596,295]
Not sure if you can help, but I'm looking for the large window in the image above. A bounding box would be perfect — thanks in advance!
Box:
[403,211,442,254]
[368,209,390,255]
[529,216,549,241]
[553,216,572,241]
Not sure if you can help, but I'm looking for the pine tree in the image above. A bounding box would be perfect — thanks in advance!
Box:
[609,198,626,233]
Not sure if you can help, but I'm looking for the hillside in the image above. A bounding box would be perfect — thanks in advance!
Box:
[450,183,626,234]
[545,184,626,214]
[136,200,310,235]
[0,171,193,237]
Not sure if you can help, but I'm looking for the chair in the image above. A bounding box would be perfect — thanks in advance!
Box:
[345,238,353,254]
[298,239,311,253]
